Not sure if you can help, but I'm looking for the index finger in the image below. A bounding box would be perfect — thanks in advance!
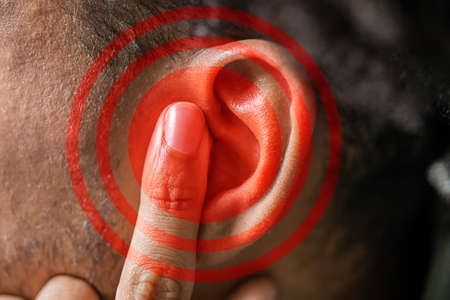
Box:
[116,102,211,300]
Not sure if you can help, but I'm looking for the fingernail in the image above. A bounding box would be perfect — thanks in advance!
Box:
[164,102,205,154]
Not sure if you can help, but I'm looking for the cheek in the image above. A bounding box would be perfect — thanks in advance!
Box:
[0,64,80,236]
[0,34,88,198]
[0,77,72,192]
[0,40,87,231]
[0,73,129,299]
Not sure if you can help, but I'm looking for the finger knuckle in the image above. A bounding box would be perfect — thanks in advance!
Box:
[148,181,197,212]
[133,271,182,300]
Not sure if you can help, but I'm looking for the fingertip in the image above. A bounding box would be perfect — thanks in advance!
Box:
[228,277,277,300]
[164,102,206,155]
[0,296,25,300]
[35,275,100,300]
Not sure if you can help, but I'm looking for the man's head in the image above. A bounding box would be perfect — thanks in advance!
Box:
[0,1,449,299]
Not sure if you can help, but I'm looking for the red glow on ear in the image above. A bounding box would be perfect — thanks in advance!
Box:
[128,66,282,223]
[67,6,341,282]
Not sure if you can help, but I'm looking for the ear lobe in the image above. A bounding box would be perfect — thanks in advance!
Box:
[128,39,316,264]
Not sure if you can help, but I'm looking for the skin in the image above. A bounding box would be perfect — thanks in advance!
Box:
[0,275,276,300]
[0,102,273,299]
[0,2,314,298]
[0,1,438,299]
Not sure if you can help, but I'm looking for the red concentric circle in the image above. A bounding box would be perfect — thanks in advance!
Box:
[66,6,342,282]
[96,36,311,252]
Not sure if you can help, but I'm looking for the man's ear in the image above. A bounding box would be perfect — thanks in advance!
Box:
[195,39,317,265]
[128,39,317,266]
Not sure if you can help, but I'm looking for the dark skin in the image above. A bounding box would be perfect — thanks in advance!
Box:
[1,0,448,299]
